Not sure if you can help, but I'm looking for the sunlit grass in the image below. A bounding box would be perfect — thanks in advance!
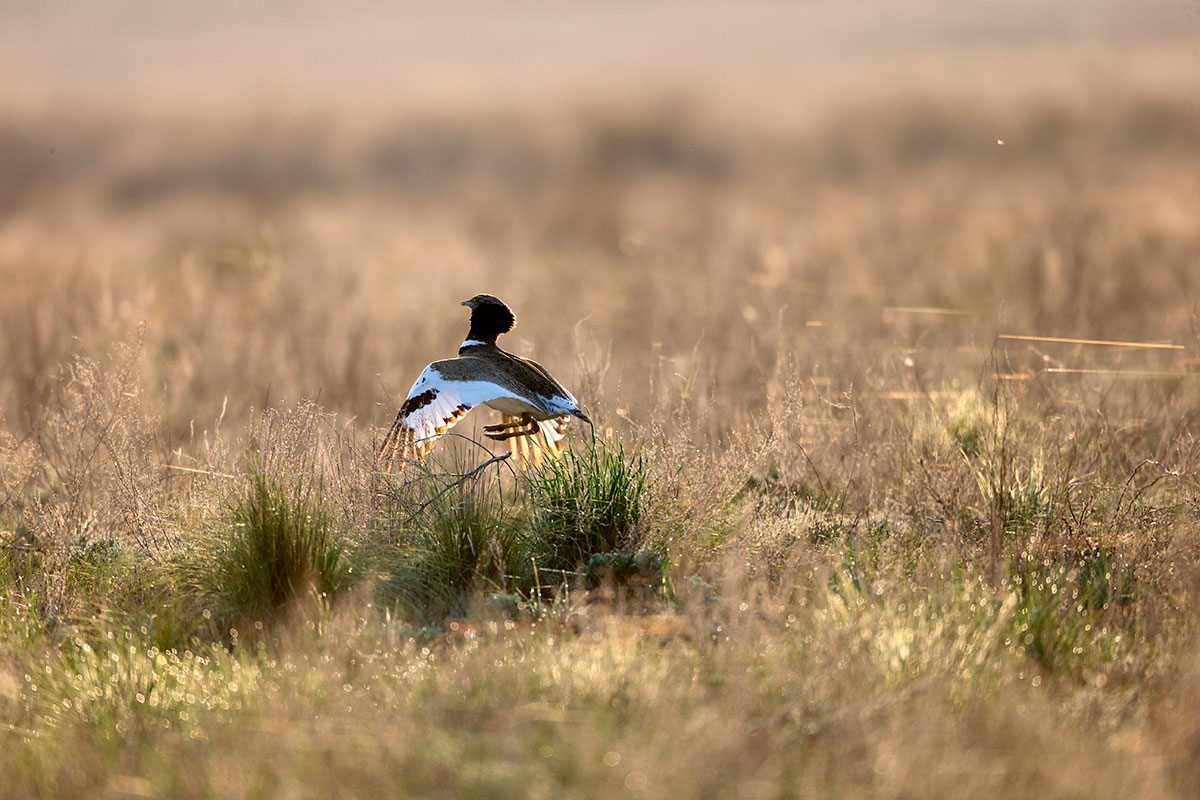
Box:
[1,89,1200,798]
[375,466,530,622]
[524,437,650,579]
[175,463,356,637]
[0,543,1175,798]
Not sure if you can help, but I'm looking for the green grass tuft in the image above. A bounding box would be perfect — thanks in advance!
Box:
[377,470,530,621]
[524,438,649,579]
[183,463,354,632]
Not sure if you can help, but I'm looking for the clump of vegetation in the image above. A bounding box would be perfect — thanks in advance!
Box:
[374,440,659,618]
[182,463,354,632]
[377,469,530,621]
[524,438,650,580]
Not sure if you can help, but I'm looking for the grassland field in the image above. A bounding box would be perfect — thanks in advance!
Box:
[4,5,1200,797]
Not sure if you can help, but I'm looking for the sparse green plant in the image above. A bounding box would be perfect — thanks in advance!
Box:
[524,437,649,580]
[974,461,1052,534]
[181,462,354,632]
[377,467,530,621]
[1003,551,1143,680]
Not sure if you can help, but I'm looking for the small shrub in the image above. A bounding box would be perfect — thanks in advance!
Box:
[1073,546,1138,610]
[1003,551,1142,679]
[525,438,649,579]
[185,463,353,631]
[377,470,529,621]
[973,460,1052,535]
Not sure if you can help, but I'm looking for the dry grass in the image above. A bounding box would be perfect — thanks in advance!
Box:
[4,12,1200,794]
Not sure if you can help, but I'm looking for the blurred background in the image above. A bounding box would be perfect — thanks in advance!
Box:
[5,1,1196,118]
[1,0,1198,441]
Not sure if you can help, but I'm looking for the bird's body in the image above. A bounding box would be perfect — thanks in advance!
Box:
[379,295,589,472]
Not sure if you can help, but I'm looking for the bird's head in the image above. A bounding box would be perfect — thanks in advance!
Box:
[461,294,516,341]
[461,293,507,311]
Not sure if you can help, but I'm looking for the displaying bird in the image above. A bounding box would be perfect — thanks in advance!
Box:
[378,294,591,472]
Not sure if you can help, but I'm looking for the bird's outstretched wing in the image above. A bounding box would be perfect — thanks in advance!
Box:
[378,363,527,473]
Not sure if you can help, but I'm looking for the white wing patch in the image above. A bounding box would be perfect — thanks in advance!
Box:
[536,416,569,455]
[379,366,531,472]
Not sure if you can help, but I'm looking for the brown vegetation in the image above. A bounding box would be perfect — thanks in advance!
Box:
[3,5,1200,796]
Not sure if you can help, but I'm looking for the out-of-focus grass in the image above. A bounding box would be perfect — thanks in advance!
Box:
[2,85,1200,797]
[0,548,1185,799]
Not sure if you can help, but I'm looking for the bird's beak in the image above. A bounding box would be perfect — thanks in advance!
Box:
[461,300,475,309]
[574,410,592,425]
